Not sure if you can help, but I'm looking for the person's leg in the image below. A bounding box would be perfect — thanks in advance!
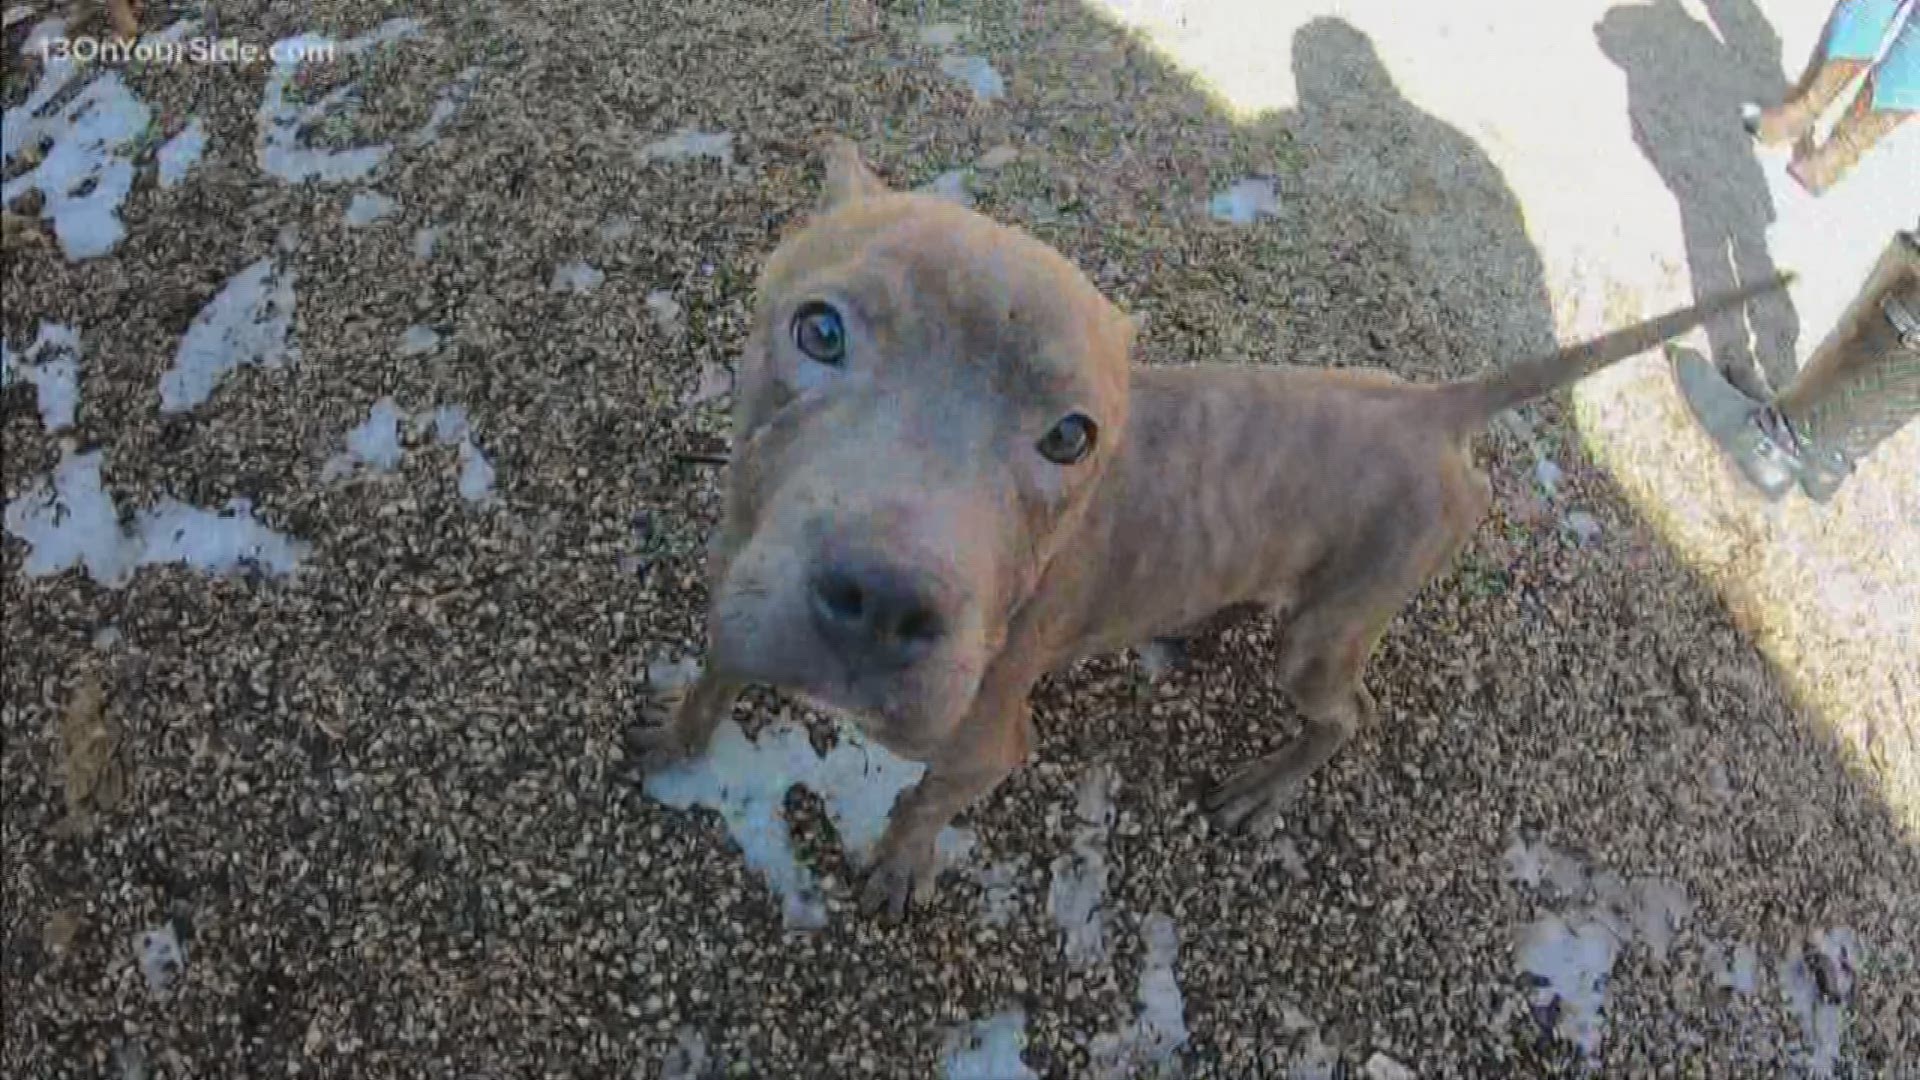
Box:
[1770,229,1920,497]
[1748,0,1898,144]
[1787,8,1917,191]
[1674,230,1920,503]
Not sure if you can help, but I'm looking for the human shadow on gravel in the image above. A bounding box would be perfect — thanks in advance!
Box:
[1596,0,1802,399]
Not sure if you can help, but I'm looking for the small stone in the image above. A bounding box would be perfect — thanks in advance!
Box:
[1533,457,1564,495]
[132,923,185,995]
[1365,1051,1416,1080]
[917,169,973,206]
[977,145,1019,170]
[918,23,965,48]
[646,290,684,337]
[550,260,605,294]
[1208,178,1278,224]
[344,190,398,228]
[938,55,1006,102]
[1563,510,1602,545]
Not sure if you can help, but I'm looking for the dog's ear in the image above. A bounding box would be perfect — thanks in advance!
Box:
[818,136,889,210]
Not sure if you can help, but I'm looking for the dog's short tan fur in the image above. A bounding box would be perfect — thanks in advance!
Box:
[630,137,1789,917]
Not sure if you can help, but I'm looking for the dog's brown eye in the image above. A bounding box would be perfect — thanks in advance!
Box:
[792,301,846,364]
[1038,413,1097,465]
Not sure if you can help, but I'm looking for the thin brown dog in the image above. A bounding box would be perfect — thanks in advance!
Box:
[629,137,1790,918]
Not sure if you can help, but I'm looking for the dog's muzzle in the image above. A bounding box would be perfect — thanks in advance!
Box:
[807,555,949,671]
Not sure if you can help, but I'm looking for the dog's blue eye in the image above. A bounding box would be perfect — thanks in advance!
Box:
[1038,413,1097,465]
[792,301,846,364]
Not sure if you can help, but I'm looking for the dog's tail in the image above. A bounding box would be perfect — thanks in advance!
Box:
[1435,271,1795,431]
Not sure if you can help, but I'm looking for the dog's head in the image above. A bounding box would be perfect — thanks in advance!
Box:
[707,138,1134,757]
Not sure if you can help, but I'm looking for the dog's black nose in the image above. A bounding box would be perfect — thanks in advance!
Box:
[808,562,946,669]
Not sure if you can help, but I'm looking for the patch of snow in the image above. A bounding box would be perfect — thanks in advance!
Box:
[918,168,973,206]
[1779,929,1858,1080]
[5,449,139,585]
[344,396,404,469]
[412,225,445,261]
[1702,939,1761,995]
[596,215,636,244]
[427,404,470,445]
[1562,509,1602,546]
[156,117,207,189]
[646,656,703,692]
[398,324,441,356]
[549,260,604,294]
[134,498,310,579]
[1135,638,1180,680]
[972,859,1022,927]
[132,924,185,995]
[640,128,734,166]
[256,19,424,184]
[92,625,122,651]
[145,18,203,45]
[936,826,979,874]
[659,1027,710,1080]
[1517,912,1617,1057]
[111,1040,147,1080]
[159,254,298,413]
[1049,764,1116,968]
[1208,177,1279,225]
[1532,457,1564,495]
[977,145,1020,170]
[1364,1052,1416,1080]
[408,66,482,148]
[1628,878,1691,962]
[1089,913,1190,1079]
[2,18,153,260]
[938,55,1006,102]
[344,190,397,227]
[1,321,81,430]
[319,399,496,502]
[455,440,495,504]
[646,289,684,336]
[642,664,971,930]
[919,22,966,48]
[1289,1030,1343,1080]
[1506,835,1697,1059]
[941,1010,1038,1080]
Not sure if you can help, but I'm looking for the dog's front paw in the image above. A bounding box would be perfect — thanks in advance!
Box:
[623,720,700,778]
[1202,760,1304,837]
[622,673,705,778]
[858,838,943,920]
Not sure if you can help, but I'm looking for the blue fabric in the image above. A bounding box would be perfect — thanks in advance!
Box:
[1870,6,1918,109]
[1825,0,1918,111]
[1827,0,1905,59]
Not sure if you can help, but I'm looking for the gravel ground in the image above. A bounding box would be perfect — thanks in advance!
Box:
[3,1,1915,1077]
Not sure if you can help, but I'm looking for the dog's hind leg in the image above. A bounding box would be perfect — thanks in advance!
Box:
[1204,470,1484,835]
[1202,521,1463,835]
[1202,605,1383,836]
